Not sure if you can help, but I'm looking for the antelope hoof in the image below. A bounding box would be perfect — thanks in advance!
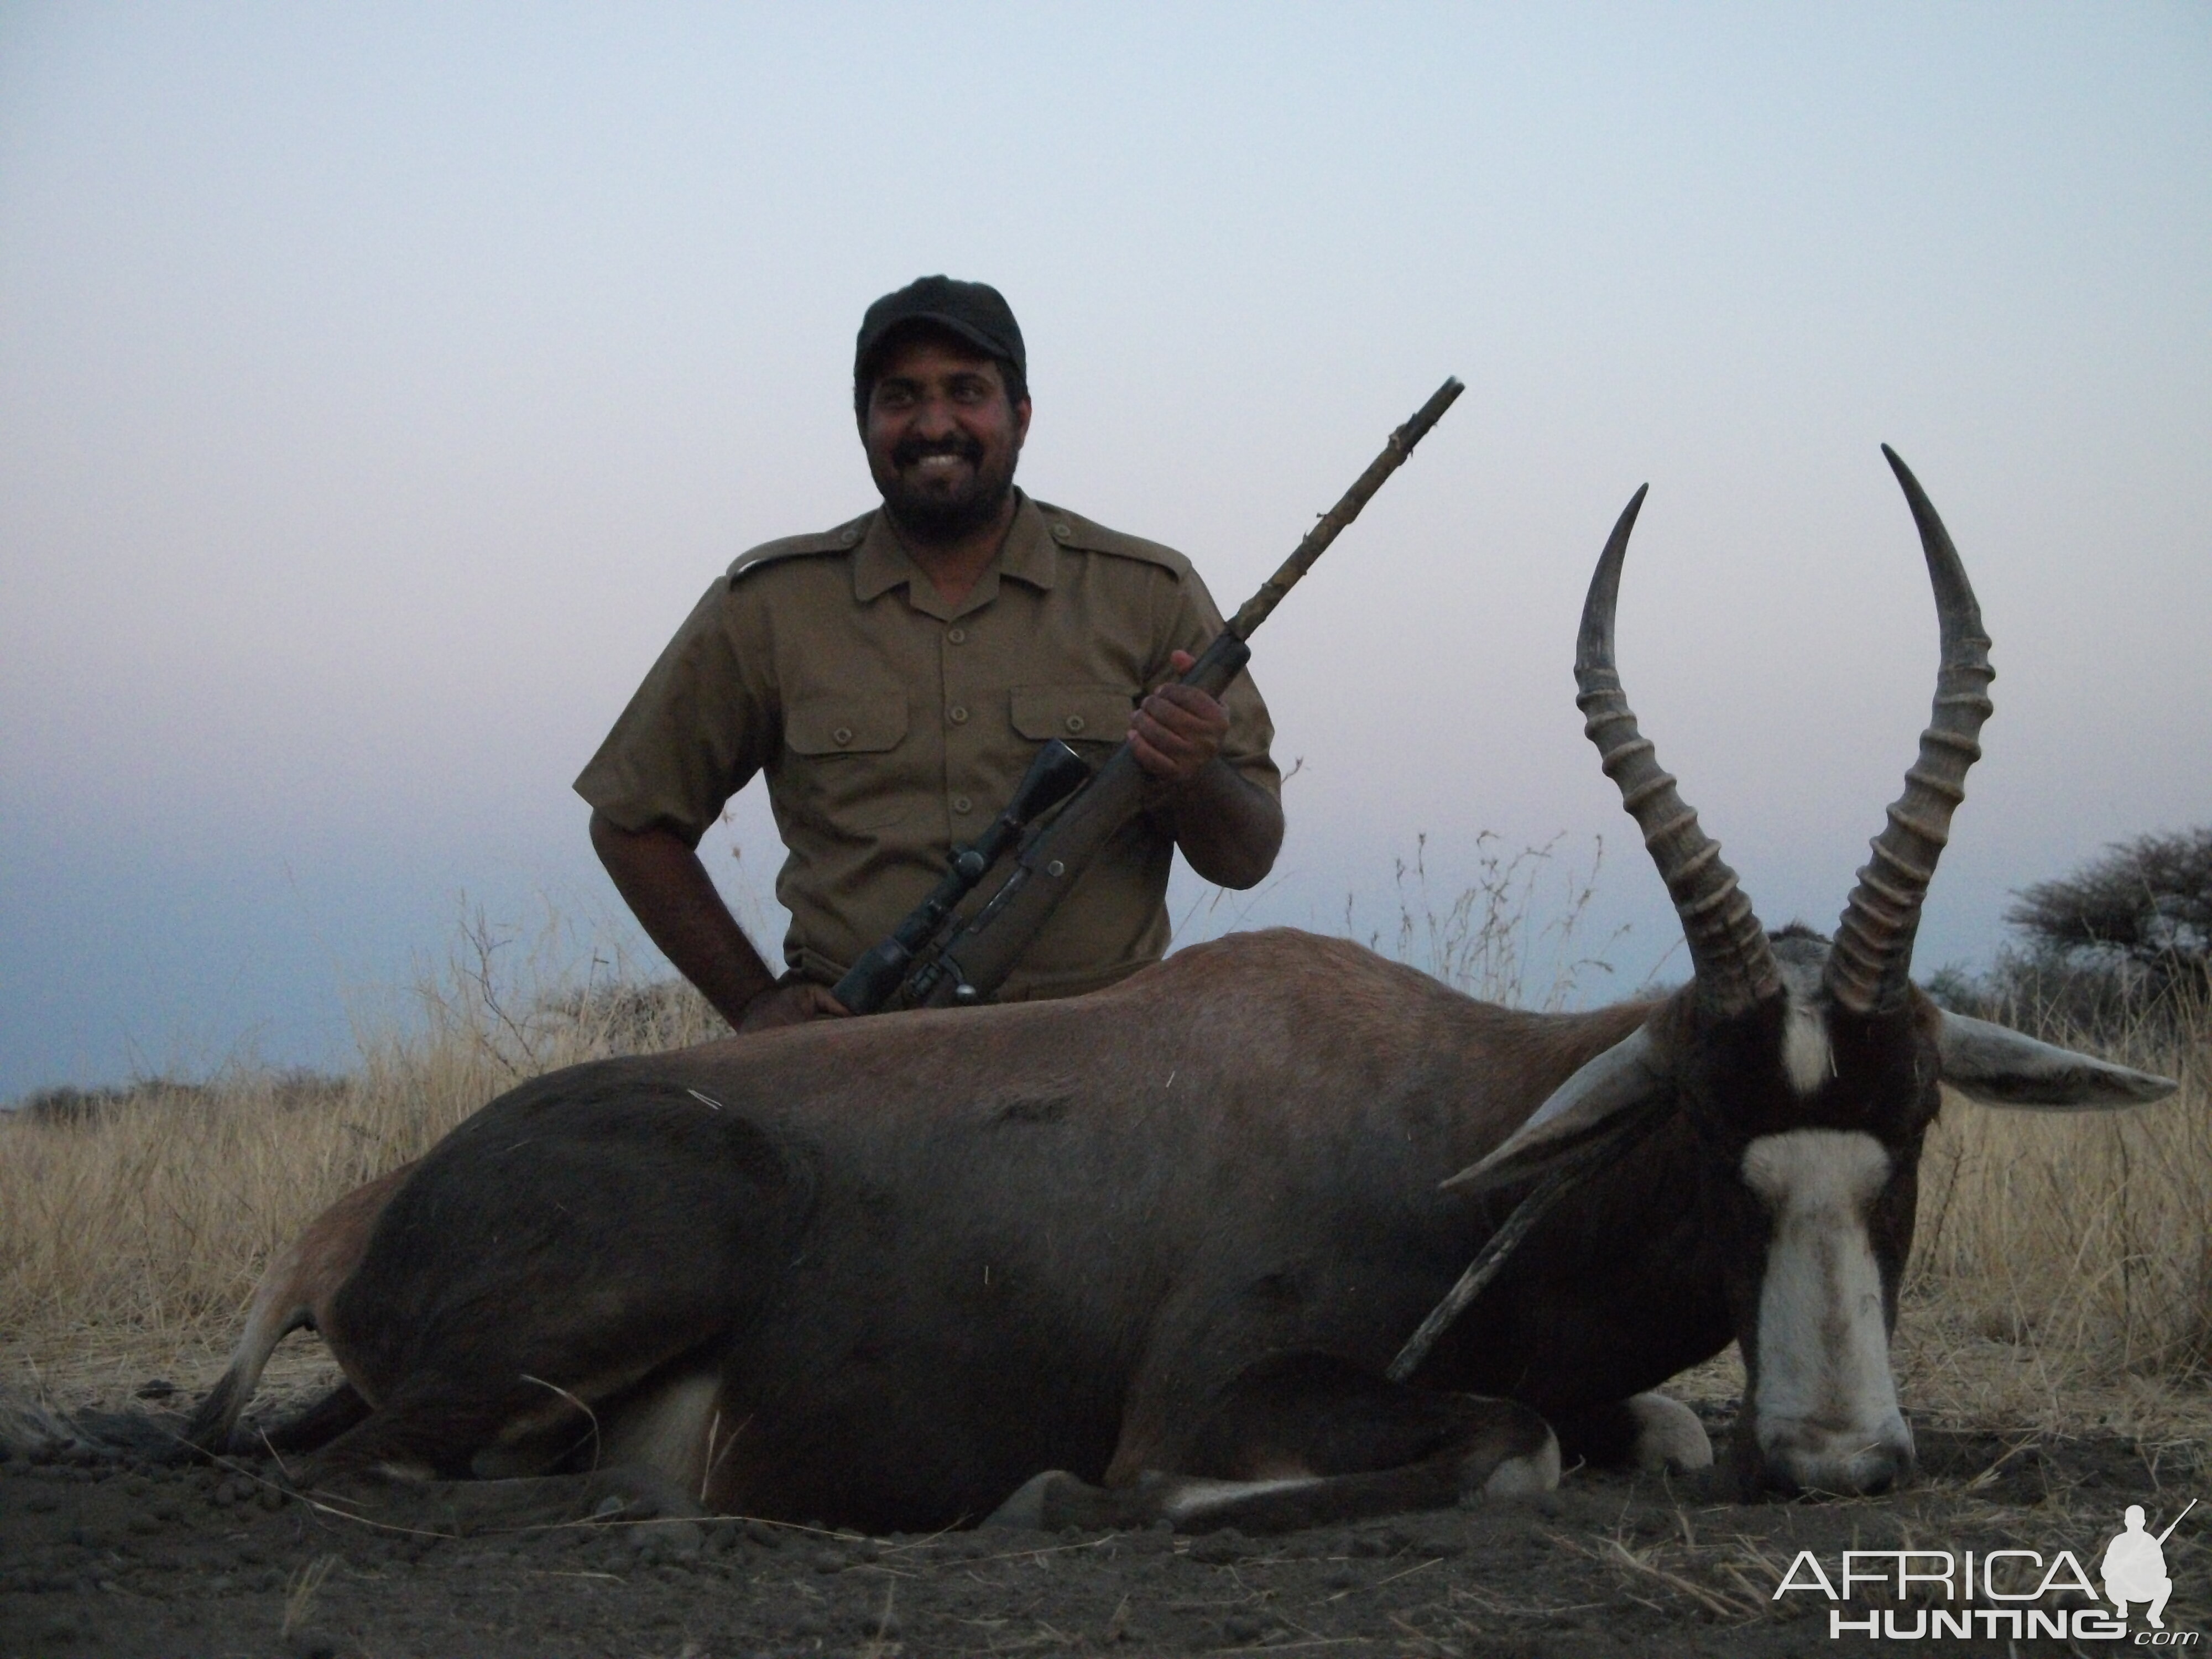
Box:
[1626,1392,1713,1473]
[1464,1408,1561,1503]
[985,1469,1082,1530]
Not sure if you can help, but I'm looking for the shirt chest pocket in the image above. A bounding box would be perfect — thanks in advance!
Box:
[1010,684,1135,748]
[782,695,913,832]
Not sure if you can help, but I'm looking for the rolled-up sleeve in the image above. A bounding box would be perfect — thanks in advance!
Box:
[573,580,775,846]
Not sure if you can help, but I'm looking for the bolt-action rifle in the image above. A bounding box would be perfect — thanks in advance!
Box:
[832,375,1465,1015]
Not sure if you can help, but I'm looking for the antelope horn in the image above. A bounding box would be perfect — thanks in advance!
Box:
[1577,487,1781,1018]
[1823,447,1994,1014]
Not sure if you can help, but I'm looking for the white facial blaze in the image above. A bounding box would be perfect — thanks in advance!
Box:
[1741,1129,1912,1489]
[1780,994,1832,1097]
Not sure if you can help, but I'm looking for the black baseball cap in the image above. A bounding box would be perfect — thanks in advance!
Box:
[853,275,1026,398]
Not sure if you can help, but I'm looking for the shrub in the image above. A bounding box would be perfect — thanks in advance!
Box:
[2007,827,2212,1001]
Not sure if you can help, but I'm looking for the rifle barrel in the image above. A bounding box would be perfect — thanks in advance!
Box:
[1224,375,1462,641]
[2154,1497,2197,1546]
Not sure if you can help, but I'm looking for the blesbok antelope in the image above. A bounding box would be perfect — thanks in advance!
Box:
[187,448,2171,1530]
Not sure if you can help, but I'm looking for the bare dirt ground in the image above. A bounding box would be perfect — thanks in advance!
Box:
[4,1373,2204,1659]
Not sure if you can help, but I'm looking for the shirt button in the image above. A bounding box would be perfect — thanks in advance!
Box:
[946,627,966,645]
[1052,522,1072,541]
[947,705,969,724]
[1065,714,1086,735]
[838,526,859,547]
[832,726,854,746]
[952,795,973,814]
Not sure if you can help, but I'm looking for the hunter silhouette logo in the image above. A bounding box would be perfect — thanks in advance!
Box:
[2105,1499,2194,1631]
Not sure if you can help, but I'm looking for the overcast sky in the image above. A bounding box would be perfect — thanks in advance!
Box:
[4,4,2208,1100]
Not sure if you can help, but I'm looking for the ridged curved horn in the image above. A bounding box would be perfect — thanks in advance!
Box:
[1823,447,1994,1014]
[1577,488,1781,1018]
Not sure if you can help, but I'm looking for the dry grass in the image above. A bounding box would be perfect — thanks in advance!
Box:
[1348,831,1642,1012]
[3,898,2209,1454]
[1895,1000,2212,1439]
[0,909,724,1402]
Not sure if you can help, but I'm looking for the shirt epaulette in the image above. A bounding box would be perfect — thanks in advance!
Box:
[726,513,877,585]
[1030,502,1193,581]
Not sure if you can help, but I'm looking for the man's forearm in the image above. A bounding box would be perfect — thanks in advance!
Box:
[587,811,778,1028]
[1156,761,1284,890]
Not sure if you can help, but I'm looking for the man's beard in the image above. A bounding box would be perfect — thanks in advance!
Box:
[877,434,1018,543]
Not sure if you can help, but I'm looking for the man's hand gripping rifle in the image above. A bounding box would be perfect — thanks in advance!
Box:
[833,375,1465,1016]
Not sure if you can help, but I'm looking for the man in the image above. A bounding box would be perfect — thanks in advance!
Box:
[576,276,1283,1031]
[2101,1505,2176,1629]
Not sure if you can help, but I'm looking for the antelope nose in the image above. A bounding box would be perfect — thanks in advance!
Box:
[1760,1415,1916,1497]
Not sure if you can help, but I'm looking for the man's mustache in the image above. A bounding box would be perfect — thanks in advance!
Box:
[891,435,984,468]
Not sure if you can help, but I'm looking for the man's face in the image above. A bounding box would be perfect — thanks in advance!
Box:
[862,335,1031,542]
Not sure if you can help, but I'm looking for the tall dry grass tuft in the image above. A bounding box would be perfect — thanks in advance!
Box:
[1348,831,1637,1012]
[0,907,723,1401]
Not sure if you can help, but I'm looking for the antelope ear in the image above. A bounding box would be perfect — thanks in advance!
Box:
[1441,1026,1674,1193]
[1936,1011,2178,1109]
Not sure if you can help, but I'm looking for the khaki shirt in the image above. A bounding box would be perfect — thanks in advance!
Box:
[575,492,1279,1001]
